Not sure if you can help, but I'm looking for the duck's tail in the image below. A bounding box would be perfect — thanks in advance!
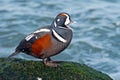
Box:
[8,50,20,58]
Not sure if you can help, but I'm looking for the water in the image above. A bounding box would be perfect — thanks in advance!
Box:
[0,0,120,80]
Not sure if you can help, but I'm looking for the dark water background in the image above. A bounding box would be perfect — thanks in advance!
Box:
[0,0,120,80]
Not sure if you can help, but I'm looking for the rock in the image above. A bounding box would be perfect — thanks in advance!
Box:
[0,58,112,80]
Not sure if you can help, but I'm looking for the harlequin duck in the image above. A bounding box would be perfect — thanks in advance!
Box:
[8,12,73,67]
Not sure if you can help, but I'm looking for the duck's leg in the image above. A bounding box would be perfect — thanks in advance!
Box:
[43,58,62,67]
[48,57,62,63]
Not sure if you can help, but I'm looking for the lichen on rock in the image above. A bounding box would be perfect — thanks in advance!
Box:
[0,58,112,80]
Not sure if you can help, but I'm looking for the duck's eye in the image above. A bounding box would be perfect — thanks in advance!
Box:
[57,19,60,22]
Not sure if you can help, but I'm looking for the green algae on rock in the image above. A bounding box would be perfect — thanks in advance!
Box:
[0,58,112,80]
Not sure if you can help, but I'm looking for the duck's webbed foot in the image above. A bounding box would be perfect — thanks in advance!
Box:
[43,58,62,67]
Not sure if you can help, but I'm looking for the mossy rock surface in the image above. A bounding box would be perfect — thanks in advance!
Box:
[0,58,112,80]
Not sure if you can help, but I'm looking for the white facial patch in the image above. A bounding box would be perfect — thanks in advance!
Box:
[34,28,50,33]
[57,19,60,22]
[52,29,67,43]
[54,21,57,27]
[65,14,71,25]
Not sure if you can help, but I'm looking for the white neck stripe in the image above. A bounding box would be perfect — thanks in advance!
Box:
[52,29,67,43]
